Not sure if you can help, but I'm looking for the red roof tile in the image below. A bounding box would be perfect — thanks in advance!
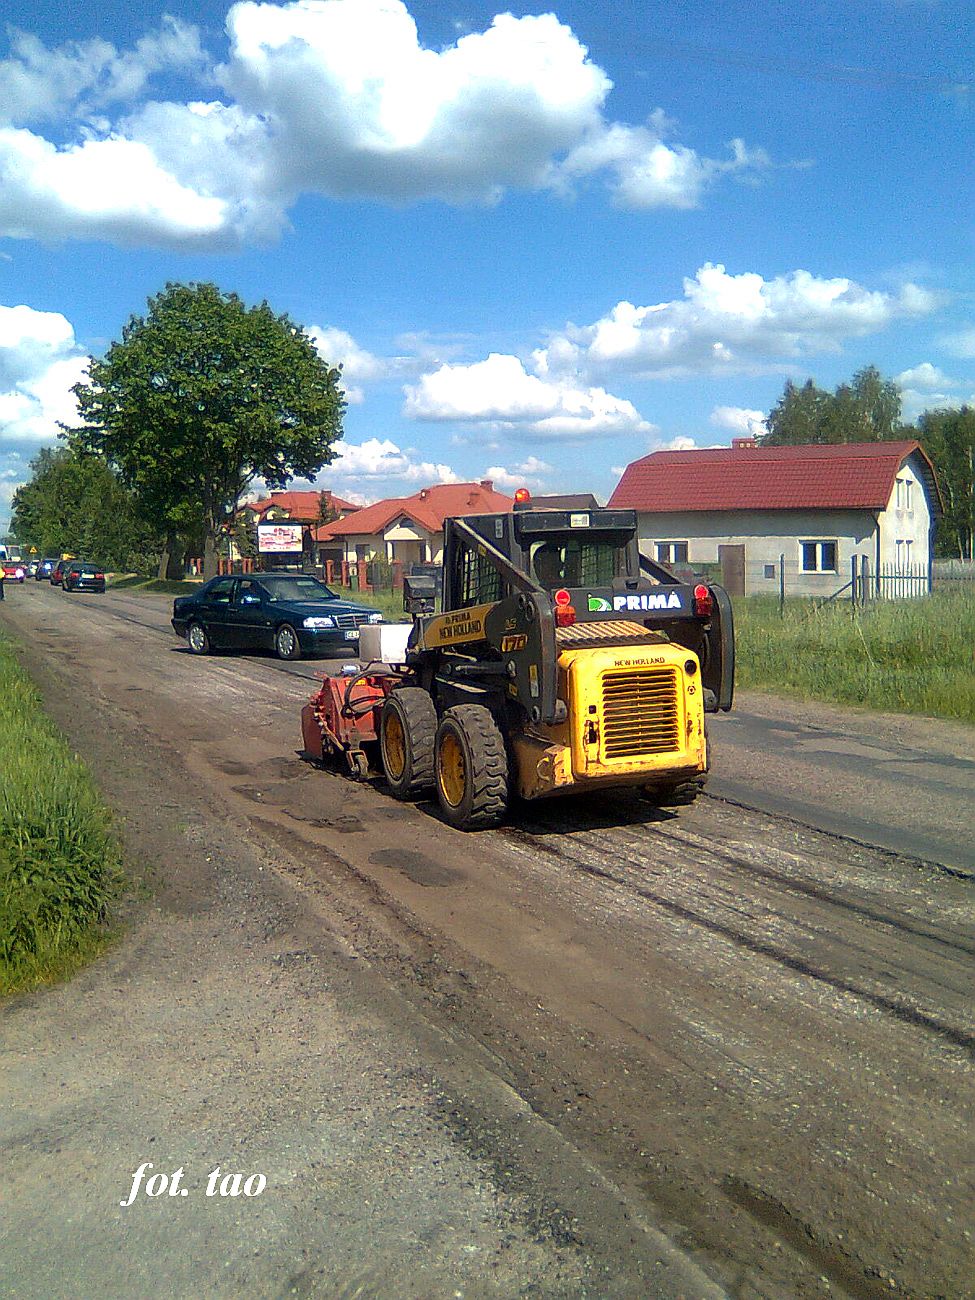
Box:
[314,481,513,541]
[246,489,359,520]
[609,441,938,513]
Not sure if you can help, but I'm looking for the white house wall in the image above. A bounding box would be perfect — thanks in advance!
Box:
[877,458,932,575]
[637,508,877,596]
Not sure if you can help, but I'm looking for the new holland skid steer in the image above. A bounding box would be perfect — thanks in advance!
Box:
[301,495,734,830]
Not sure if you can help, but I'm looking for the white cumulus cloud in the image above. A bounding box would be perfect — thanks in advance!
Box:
[534,264,936,381]
[312,437,462,493]
[307,325,428,403]
[710,405,767,437]
[0,128,231,246]
[0,304,90,524]
[0,1,771,248]
[896,362,956,390]
[0,304,88,444]
[0,19,208,127]
[403,352,652,439]
[556,112,769,209]
[482,456,552,491]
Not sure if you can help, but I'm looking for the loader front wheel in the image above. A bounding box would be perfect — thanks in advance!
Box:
[644,775,706,807]
[380,688,436,798]
[434,705,508,831]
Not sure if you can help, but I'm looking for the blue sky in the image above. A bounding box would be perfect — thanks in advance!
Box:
[1,0,973,528]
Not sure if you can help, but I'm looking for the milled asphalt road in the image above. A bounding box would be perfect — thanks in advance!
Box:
[708,694,975,875]
[3,581,973,1298]
[0,582,725,1299]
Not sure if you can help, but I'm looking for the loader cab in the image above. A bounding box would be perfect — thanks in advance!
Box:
[442,505,734,713]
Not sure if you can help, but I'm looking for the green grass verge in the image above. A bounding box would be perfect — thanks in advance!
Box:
[0,632,123,997]
[109,574,201,594]
[328,583,411,622]
[735,587,975,724]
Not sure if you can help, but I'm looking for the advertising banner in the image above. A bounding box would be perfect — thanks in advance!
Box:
[257,523,304,554]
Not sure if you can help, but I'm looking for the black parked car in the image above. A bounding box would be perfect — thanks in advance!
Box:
[63,561,106,593]
[172,573,384,660]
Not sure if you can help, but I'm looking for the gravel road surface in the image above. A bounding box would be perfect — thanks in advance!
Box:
[1,582,972,1299]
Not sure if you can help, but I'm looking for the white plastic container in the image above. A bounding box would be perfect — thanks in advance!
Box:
[358,622,413,666]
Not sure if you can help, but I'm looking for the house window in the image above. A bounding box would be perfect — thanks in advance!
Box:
[895,477,913,511]
[895,538,914,571]
[655,541,689,565]
[800,540,838,573]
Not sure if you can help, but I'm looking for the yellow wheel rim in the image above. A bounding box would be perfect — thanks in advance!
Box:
[438,730,466,807]
[384,709,406,779]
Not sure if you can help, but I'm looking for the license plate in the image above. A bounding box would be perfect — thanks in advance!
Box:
[344,629,359,640]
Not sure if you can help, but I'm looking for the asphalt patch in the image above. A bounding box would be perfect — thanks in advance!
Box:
[369,848,463,888]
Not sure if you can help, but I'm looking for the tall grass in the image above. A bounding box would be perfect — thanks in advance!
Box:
[735,587,975,724]
[0,633,123,996]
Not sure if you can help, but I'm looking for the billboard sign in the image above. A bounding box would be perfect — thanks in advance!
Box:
[257,522,304,555]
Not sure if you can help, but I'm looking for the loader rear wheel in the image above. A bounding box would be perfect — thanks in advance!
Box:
[380,688,436,798]
[434,705,508,831]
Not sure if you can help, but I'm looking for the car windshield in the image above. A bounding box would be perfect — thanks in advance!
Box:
[259,576,338,603]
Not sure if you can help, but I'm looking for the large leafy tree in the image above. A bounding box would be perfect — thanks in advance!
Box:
[763,366,906,445]
[68,282,346,579]
[917,406,975,560]
[11,447,159,570]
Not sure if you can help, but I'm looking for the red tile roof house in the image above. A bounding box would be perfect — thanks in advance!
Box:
[242,489,359,525]
[314,480,514,569]
[609,439,942,598]
[230,489,361,566]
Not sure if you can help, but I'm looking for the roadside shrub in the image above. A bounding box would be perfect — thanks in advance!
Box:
[0,635,122,995]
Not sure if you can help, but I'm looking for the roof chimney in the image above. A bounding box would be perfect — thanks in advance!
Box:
[479,479,493,491]
[419,488,429,499]
[732,437,757,450]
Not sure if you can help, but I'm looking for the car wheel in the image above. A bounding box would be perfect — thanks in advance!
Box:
[187,621,211,655]
[274,623,302,660]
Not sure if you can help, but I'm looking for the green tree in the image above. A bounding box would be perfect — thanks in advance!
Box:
[764,378,831,444]
[763,366,906,445]
[11,447,159,570]
[917,406,975,559]
[67,282,346,579]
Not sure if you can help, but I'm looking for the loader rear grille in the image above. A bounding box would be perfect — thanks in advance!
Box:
[601,668,681,758]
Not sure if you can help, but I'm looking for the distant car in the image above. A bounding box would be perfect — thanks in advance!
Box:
[36,558,58,581]
[63,561,106,593]
[172,573,384,660]
[2,559,26,582]
[50,559,71,585]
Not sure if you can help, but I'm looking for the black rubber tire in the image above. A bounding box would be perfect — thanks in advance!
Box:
[380,688,437,799]
[274,623,302,660]
[187,621,211,655]
[434,704,509,831]
[644,775,706,807]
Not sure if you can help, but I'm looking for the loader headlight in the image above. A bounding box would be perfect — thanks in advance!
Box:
[368,613,383,623]
[303,616,336,628]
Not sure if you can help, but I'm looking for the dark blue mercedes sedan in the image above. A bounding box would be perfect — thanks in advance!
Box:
[172,573,384,660]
